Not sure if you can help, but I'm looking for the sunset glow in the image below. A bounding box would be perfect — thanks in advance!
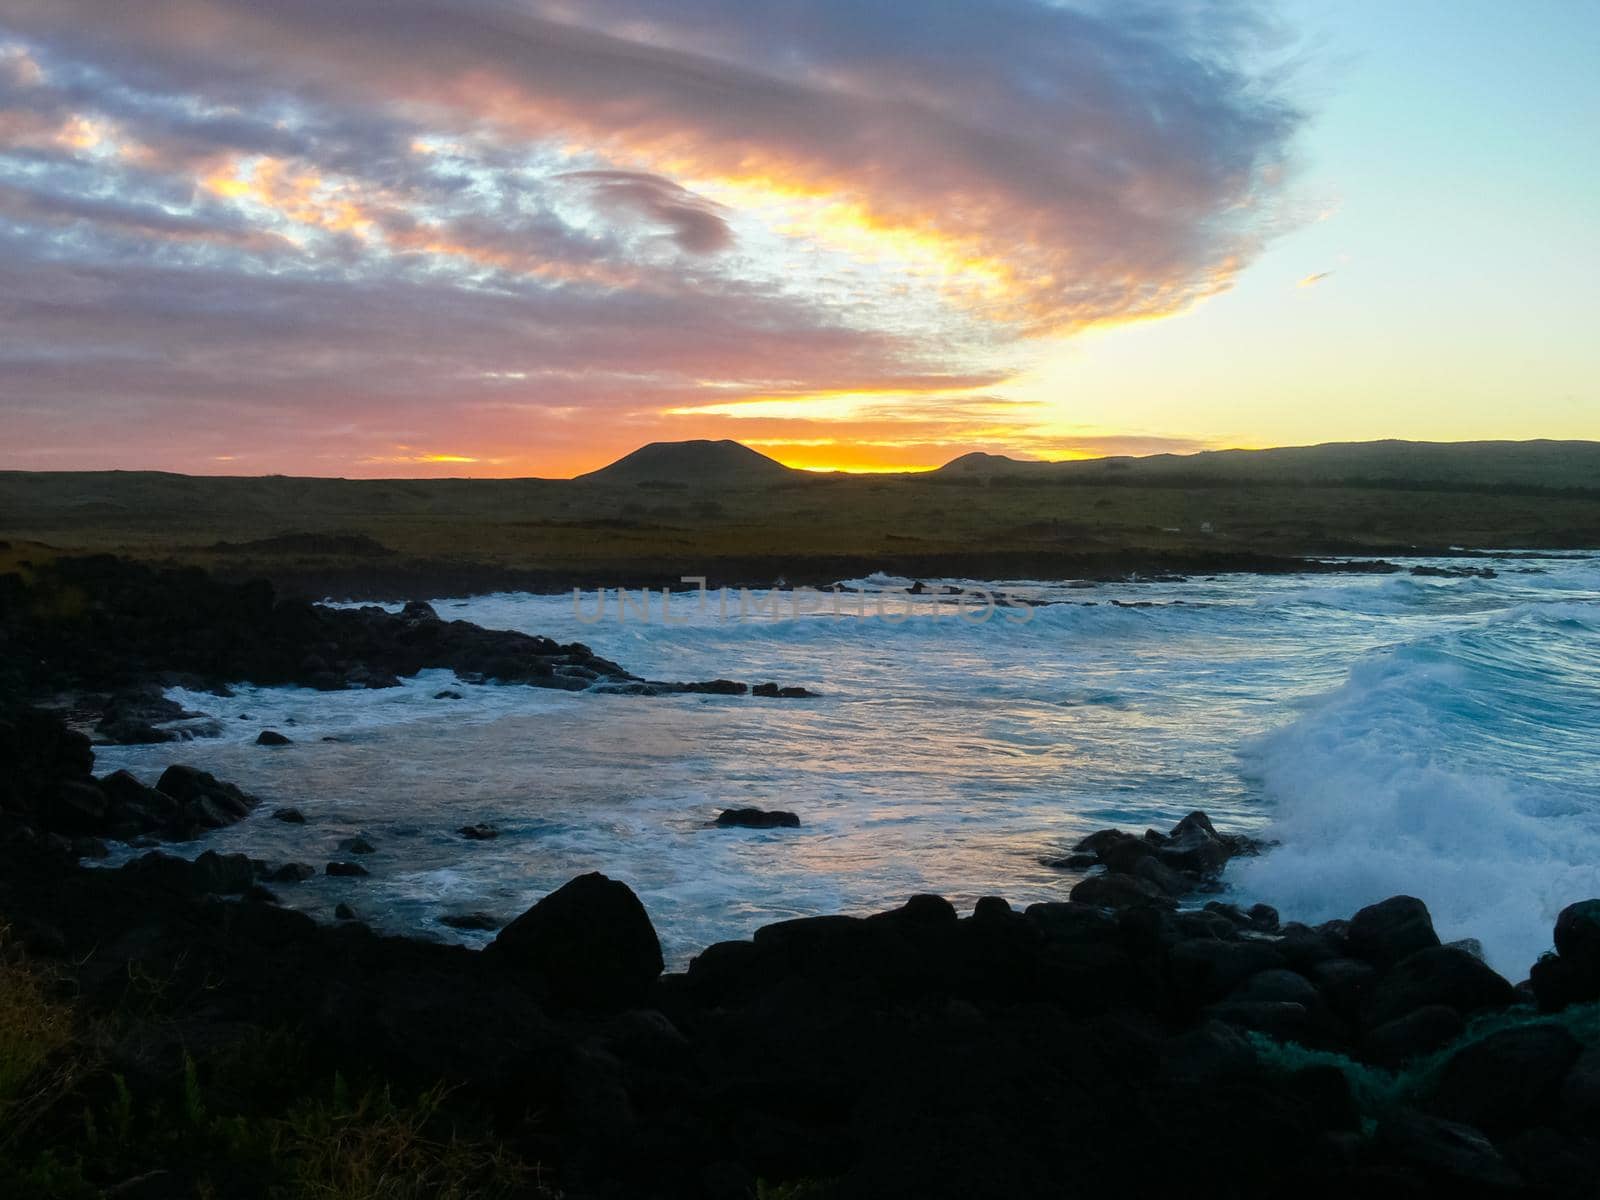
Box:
[0,1,1595,476]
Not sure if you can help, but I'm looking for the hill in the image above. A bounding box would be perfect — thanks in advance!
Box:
[936,439,1600,492]
[577,439,799,486]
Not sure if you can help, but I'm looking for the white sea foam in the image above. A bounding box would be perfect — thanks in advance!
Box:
[1233,600,1600,976]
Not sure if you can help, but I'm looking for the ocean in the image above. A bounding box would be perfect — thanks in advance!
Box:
[95,554,1600,976]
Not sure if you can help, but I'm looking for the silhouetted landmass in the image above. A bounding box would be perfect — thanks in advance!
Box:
[2,439,1597,598]
[936,438,1600,493]
[576,438,797,486]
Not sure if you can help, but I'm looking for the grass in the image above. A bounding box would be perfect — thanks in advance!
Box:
[278,1080,535,1200]
[0,929,78,1145]
[0,936,553,1200]
[2,462,1598,597]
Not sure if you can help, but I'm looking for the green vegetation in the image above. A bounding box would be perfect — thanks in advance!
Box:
[0,936,546,1200]
[2,439,1597,593]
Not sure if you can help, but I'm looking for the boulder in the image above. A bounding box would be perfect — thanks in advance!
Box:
[1530,951,1594,1013]
[1155,827,1230,877]
[1203,999,1311,1041]
[1559,1044,1600,1131]
[1362,1005,1466,1069]
[1430,1024,1581,1135]
[1132,855,1192,897]
[155,765,256,826]
[1234,968,1321,1007]
[487,872,663,1009]
[325,861,369,877]
[1274,924,1341,971]
[337,836,375,855]
[1377,1109,1522,1190]
[1309,957,1379,1021]
[98,769,179,823]
[1533,900,1600,1011]
[1098,833,1153,873]
[265,862,316,883]
[1347,896,1440,968]
[1169,939,1286,1004]
[1553,899,1600,965]
[49,780,109,834]
[271,807,306,824]
[1069,872,1175,911]
[459,823,499,840]
[1363,945,1515,1029]
[1072,828,1127,857]
[191,850,258,895]
[255,730,292,746]
[714,808,800,830]
[1025,901,1118,945]
[1246,904,1280,932]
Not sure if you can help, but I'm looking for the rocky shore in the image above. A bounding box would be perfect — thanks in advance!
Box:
[0,555,817,744]
[5,714,1600,1198]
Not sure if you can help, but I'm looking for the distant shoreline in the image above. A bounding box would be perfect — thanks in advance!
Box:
[228,548,1582,603]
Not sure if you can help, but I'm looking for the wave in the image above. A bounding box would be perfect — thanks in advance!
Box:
[1232,599,1600,977]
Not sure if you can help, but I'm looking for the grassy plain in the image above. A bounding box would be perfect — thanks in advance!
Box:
[2,440,1597,596]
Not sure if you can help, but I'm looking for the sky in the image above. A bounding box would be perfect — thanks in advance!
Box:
[0,0,1595,477]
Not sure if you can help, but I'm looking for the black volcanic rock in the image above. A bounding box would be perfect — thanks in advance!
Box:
[1047,809,1260,902]
[1377,1109,1523,1191]
[487,872,663,1009]
[3,822,1600,1198]
[1070,872,1175,910]
[1362,945,1515,1028]
[1362,1005,1465,1068]
[714,807,800,829]
[1428,1024,1581,1135]
[751,682,820,698]
[256,729,292,745]
[1,556,819,715]
[1346,895,1441,968]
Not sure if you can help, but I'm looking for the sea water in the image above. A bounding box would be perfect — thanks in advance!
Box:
[94,555,1600,975]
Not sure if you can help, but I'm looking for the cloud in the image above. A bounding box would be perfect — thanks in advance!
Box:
[0,0,1310,474]
[561,169,733,254]
[1297,270,1334,288]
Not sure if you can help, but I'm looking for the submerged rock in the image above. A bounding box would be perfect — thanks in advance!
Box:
[1050,808,1261,905]
[750,682,819,698]
[440,911,501,931]
[714,807,800,829]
